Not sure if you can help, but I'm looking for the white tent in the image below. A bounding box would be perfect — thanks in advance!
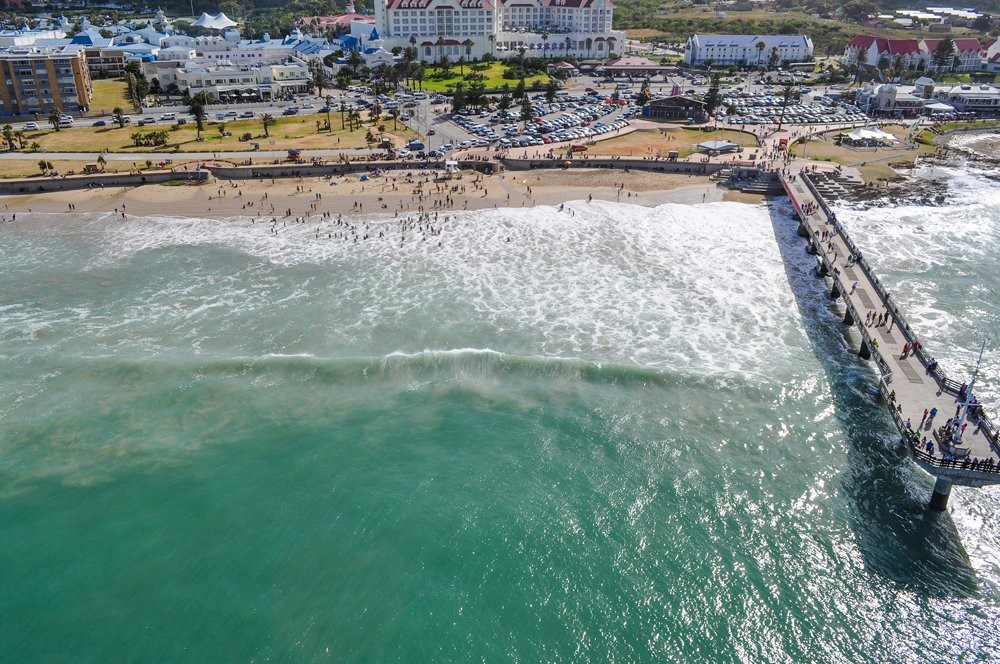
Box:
[845,128,897,143]
[192,12,237,30]
[924,102,955,112]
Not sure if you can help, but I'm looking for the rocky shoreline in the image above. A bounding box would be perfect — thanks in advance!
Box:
[837,126,999,210]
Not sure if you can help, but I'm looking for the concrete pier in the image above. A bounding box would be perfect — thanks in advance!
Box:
[780,172,1000,510]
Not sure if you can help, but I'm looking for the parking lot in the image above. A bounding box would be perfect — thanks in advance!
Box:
[721,90,868,126]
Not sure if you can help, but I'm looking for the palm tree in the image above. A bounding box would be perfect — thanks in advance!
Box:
[2,124,14,150]
[339,100,348,130]
[189,91,208,140]
[261,113,275,138]
[756,41,766,68]
[777,83,795,131]
[458,56,466,76]
[112,106,127,128]
[542,32,549,58]
[435,36,445,62]
[488,34,495,58]
[463,38,474,62]
[565,36,572,55]
[325,94,334,130]
[585,38,593,59]
[346,50,364,76]
[48,107,62,131]
[439,54,452,75]
[97,154,106,171]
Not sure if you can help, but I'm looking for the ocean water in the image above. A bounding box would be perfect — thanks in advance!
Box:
[1,171,998,662]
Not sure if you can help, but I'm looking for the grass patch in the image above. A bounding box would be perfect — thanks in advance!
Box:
[419,62,548,92]
[789,125,936,182]
[590,127,759,158]
[89,79,131,114]
[22,113,420,153]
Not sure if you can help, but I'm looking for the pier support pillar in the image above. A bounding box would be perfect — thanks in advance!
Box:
[859,340,871,360]
[843,308,854,326]
[816,261,828,277]
[929,477,953,511]
[830,280,841,299]
[797,221,809,237]
[806,239,818,255]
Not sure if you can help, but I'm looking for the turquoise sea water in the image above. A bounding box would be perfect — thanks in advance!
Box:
[1,169,998,662]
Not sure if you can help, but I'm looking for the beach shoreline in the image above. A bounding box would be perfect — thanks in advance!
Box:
[6,168,764,220]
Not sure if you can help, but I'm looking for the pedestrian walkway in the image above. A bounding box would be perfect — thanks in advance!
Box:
[779,170,1000,508]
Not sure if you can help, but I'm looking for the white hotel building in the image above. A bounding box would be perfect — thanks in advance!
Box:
[373,0,625,61]
[683,34,814,67]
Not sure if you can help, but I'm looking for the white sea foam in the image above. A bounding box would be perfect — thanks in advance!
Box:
[833,164,1000,403]
[73,199,809,379]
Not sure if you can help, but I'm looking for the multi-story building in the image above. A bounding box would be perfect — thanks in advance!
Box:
[171,59,311,102]
[373,0,625,61]
[682,34,814,67]
[0,44,91,115]
[844,35,983,73]
[933,83,1000,115]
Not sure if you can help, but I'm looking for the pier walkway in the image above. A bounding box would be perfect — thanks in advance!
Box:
[779,171,1000,509]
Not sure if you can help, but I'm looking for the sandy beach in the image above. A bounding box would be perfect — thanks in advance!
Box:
[8,166,763,220]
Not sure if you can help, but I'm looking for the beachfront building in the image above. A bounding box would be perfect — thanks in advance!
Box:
[859,83,927,117]
[843,35,983,73]
[933,83,1000,115]
[681,34,814,68]
[167,59,311,102]
[0,44,92,115]
[372,0,625,61]
[641,95,707,122]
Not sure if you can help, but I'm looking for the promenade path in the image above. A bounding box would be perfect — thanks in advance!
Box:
[780,171,1000,506]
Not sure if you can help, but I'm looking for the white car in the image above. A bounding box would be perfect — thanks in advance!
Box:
[23,122,39,130]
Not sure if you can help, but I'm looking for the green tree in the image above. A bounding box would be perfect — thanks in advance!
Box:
[514,77,526,100]
[261,113,276,138]
[48,107,62,131]
[933,36,956,71]
[452,81,467,112]
[309,59,326,97]
[97,154,106,171]
[189,92,208,140]
[520,95,532,122]
[545,79,558,104]
[2,124,14,150]
[112,107,127,128]
[636,79,653,106]
[777,83,795,131]
[218,122,227,139]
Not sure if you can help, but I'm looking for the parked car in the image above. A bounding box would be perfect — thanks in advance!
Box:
[282,107,299,116]
[239,111,255,119]
[92,120,107,127]
[23,121,39,130]
[160,113,176,121]
[225,111,238,117]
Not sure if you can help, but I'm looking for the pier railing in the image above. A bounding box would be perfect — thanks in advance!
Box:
[796,173,1000,455]
[880,377,1000,474]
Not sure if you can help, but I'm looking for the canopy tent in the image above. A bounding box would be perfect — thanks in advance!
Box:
[697,139,740,154]
[844,128,897,143]
[924,101,955,112]
[192,12,237,30]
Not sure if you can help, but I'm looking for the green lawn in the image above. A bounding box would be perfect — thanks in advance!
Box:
[420,63,549,92]
[89,79,130,115]
[23,112,419,153]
